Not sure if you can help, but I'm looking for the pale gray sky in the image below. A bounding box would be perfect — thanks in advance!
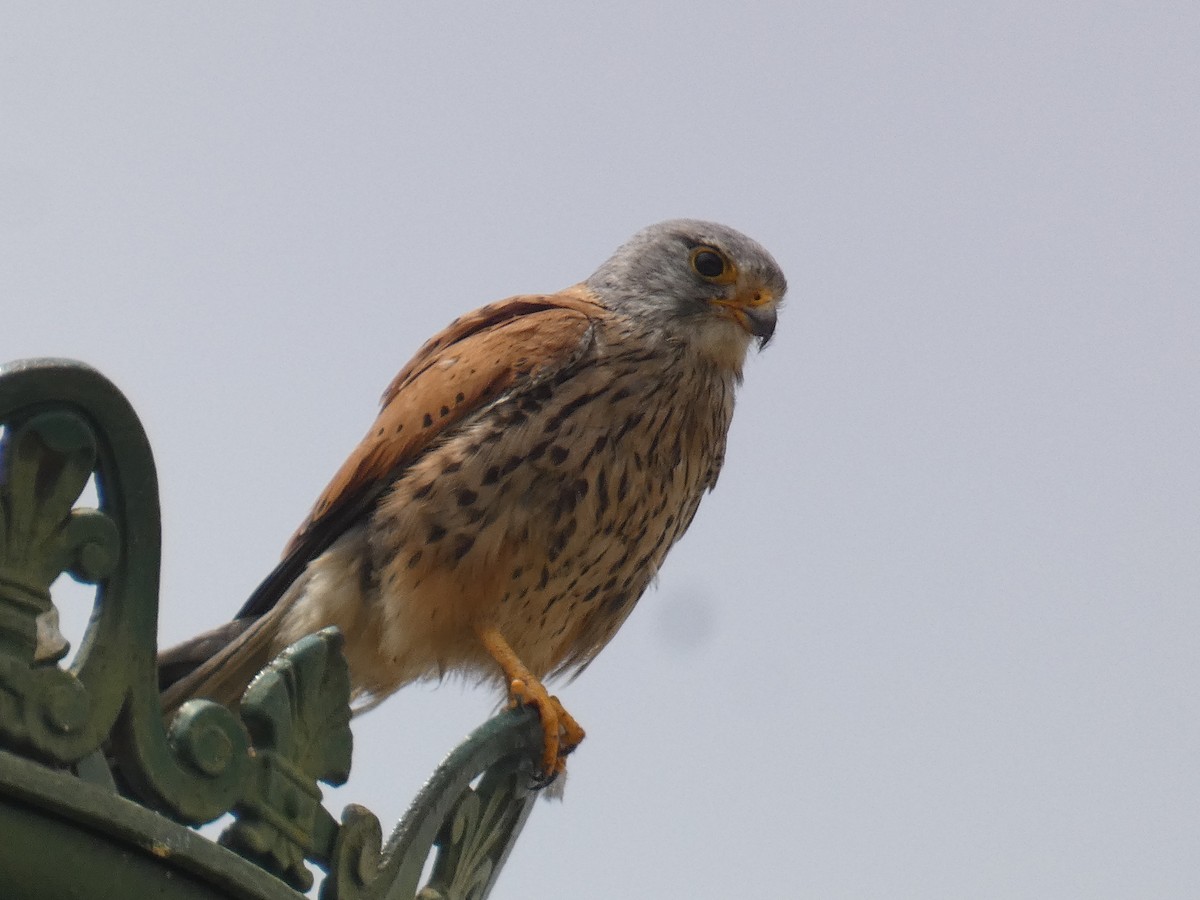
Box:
[4,4,1199,897]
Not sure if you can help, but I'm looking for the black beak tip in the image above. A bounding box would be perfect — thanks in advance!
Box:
[747,307,777,348]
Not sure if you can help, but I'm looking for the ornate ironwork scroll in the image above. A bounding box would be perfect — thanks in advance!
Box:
[0,358,546,899]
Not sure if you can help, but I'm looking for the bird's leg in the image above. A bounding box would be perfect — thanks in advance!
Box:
[475,624,586,782]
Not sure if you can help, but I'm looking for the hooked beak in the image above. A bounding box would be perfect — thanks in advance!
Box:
[738,304,777,347]
[710,288,778,348]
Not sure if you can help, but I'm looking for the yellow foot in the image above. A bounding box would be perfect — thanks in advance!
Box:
[509,676,586,782]
[476,624,586,784]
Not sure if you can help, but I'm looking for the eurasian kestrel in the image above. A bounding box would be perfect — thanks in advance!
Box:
[160,219,786,779]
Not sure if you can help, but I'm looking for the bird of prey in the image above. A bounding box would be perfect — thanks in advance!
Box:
[159,219,786,780]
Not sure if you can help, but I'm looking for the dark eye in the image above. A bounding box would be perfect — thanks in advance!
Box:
[691,248,726,278]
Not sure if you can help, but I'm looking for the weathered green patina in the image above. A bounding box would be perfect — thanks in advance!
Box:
[0,358,544,899]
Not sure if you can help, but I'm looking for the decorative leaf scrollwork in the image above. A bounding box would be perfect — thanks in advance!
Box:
[321,803,383,900]
[220,627,354,892]
[419,764,535,900]
[0,361,256,807]
[350,708,543,900]
[0,411,118,761]
[0,411,119,660]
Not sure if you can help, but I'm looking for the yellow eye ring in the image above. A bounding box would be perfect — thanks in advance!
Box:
[689,246,737,284]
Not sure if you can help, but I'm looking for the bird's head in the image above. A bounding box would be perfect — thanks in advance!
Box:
[585,219,787,372]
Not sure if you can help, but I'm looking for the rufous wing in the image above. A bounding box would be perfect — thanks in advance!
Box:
[235,286,605,619]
